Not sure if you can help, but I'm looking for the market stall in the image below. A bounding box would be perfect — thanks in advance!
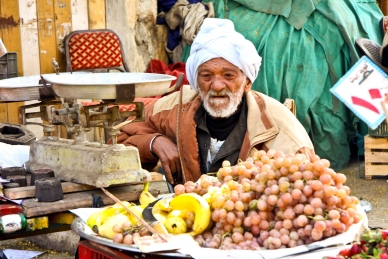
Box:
[0,70,372,258]
[1,1,388,258]
[68,150,370,259]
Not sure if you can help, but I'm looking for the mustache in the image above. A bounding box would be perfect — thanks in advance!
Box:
[207,89,231,97]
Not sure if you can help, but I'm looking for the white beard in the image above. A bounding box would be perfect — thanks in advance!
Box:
[200,86,245,118]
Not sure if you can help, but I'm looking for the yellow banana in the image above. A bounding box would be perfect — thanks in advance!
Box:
[86,208,107,232]
[127,204,146,225]
[139,181,157,206]
[164,216,187,234]
[169,193,211,236]
[152,207,168,224]
[151,221,169,235]
[98,213,130,239]
[153,197,173,212]
[112,201,133,208]
[87,200,133,232]
[167,209,195,221]
[86,206,125,233]
[167,210,184,218]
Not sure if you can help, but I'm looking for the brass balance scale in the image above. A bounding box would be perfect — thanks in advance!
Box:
[0,68,177,187]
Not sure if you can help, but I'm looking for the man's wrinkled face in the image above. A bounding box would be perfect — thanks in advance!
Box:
[197,58,252,118]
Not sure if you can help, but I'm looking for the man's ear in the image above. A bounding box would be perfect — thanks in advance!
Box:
[244,78,252,93]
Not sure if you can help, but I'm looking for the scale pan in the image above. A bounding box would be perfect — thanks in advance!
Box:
[43,73,176,100]
[0,72,89,101]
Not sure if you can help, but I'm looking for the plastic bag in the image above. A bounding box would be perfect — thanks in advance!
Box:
[0,142,30,169]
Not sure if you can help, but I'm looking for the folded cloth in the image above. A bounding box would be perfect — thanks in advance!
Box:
[147,59,188,94]
[81,98,160,112]
[164,0,214,62]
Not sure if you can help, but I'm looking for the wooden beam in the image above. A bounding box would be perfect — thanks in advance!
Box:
[4,181,97,200]
[0,0,23,77]
[36,0,57,74]
[88,0,105,29]
[53,0,71,72]
[0,103,7,121]
[19,0,40,76]
[381,0,388,16]
[21,181,169,217]
[0,0,24,123]
[71,0,88,31]
[4,172,164,199]
[11,1,44,138]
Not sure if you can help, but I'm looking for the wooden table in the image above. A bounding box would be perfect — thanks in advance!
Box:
[1,172,168,240]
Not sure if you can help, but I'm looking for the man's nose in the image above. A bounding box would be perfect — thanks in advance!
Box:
[211,76,226,91]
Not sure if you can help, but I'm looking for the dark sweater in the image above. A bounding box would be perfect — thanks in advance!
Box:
[194,97,248,174]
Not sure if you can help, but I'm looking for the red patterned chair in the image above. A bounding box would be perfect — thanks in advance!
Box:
[64,29,130,73]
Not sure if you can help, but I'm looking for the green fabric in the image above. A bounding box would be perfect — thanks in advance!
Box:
[232,0,321,29]
[182,0,383,171]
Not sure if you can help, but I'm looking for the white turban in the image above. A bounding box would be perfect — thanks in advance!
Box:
[186,18,262,91]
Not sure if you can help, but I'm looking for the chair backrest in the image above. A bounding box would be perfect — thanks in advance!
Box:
[355,38,388,74]
[64,29,130,73]
[283,98,296,116]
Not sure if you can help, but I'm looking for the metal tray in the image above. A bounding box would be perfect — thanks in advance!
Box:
[71,217,191,258]
[0,72,89,101]
[43,73,176,100]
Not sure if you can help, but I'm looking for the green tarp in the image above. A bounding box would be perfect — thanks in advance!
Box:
[181,0,383,171]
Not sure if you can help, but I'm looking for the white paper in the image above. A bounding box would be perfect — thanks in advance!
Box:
[280,245,352,259]
[69,207,104,224]
[181,205,367,259]
[0,195,24,205]
[0,177,10,183]
[8,199,24,205]
[330,56,388,129]
[0,38,7,57]
[3,249,45,259]
[180,248,265,259]
[0,143,30,168]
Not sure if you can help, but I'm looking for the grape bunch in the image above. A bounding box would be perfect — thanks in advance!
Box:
[174,150,361,250]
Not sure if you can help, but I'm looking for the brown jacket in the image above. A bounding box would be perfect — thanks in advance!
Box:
[118,85,314,182]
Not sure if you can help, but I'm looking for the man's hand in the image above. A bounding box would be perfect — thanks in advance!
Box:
[151,136,182,185]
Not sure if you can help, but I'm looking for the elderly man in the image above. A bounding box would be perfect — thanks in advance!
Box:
[117,18,314,185]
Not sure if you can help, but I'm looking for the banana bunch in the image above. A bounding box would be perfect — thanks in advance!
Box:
[156,193,211,236]
[86,201,132,234]
[152,196,174,224]
[139,181,157,206]
[127,204,147,225]
[98,213,130,239]
[87,181,155,236]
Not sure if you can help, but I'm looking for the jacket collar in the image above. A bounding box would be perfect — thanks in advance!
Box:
[245,90,279,145]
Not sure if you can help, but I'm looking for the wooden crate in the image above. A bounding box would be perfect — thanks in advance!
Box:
[364,134,388,179]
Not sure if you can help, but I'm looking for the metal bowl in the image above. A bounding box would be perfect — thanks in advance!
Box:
[43,73,176,100]
[71,217,191,258]
[0,72,89,101]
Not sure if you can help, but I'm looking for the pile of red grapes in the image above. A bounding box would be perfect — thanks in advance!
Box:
[174,150,361,250]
